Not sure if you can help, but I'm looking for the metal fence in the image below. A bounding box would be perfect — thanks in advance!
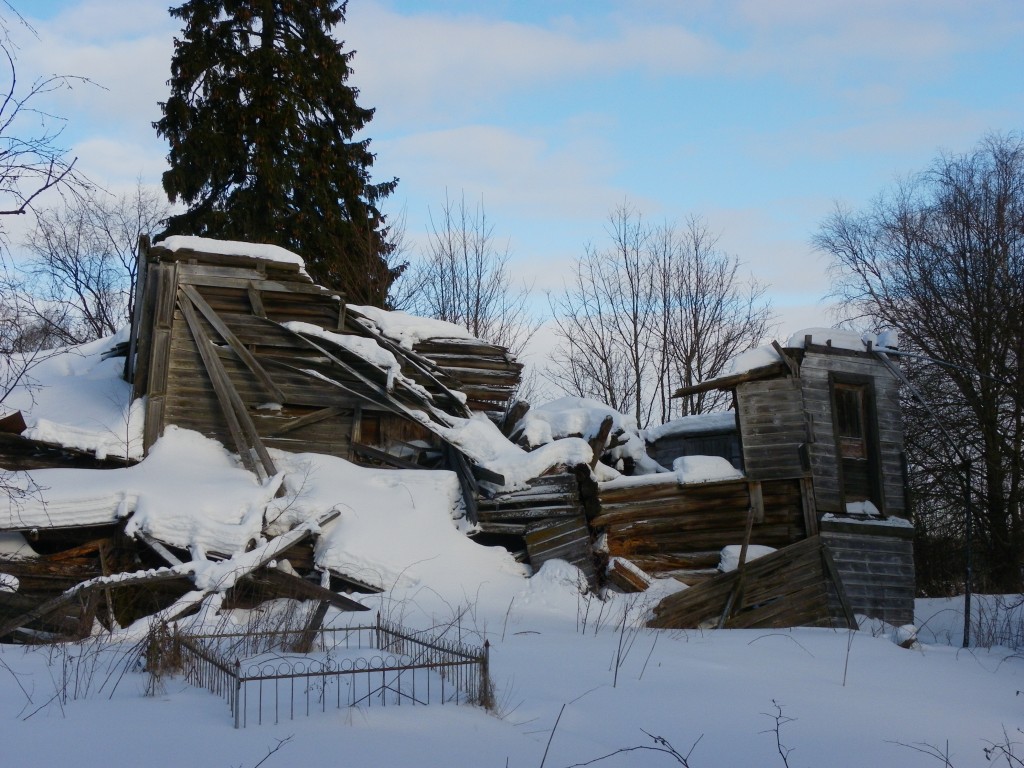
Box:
[169,614,491,727]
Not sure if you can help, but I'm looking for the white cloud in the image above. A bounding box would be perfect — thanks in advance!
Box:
[378,123,623,223]
[70,137,169,188]
[346,2,723,127]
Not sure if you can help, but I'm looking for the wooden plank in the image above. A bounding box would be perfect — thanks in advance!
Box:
[180,284,285,403]
[135,531,184,567]
[605,557,651,593]
[247,285,266,317]
[820,543,857,628]
[672,361,788,397]
[749,481,765,524]
[254,568,369,612]
[0,568,194,640]
[345,310,473,419]
[717,502,757,628]
[178,290,278,482]
[351,442,424,470]
[649,537,831,629]
[524,517,594,582]
[261,406,345,437]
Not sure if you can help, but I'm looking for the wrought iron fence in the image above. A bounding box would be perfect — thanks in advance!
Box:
[169,614,491,727]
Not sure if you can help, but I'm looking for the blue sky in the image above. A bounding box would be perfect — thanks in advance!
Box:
[9,0,1024,337]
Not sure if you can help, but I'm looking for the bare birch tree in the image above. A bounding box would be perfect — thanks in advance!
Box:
[399,191,538,357]
[549,204,772,428]
[21,183,169,345]
[548,203,656,425]
[652,217,772,420]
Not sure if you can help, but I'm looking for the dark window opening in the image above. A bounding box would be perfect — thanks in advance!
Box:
[834,383,867,460]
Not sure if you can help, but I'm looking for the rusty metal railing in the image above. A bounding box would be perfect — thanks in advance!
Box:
[170,614,491,727]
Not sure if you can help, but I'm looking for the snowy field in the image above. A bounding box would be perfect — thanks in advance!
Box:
[1,589,1021,768]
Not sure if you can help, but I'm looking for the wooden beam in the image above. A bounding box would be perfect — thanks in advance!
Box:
[0,568,193,640]
[748,481,765,524]
[771,340,801,378]
[257,568,368,612]
[344,309,472,418]
[589,415,614,468]
[820,543,857,629]
[672,361,788,398]
[180,283,285,403]
[178,290,278,483]
[290,329,446,423]
[97,539,118,631]
[351,442,424,470]
[293,600,331,653]
[154,510,342,625]
[718,503,757,628]
[262,406,345,438]
[444,442,480,525]
[135,531,184,567]
[247,284,266,318]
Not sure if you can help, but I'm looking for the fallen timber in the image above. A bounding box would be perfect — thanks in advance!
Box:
[0,511,368,643]
[592,477,807,584]
[648,536,857,630]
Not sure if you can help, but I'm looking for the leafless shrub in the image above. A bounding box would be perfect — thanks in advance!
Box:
[760,699,795,768]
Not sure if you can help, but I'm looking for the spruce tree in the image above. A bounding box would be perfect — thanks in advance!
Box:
[154,0,398,305]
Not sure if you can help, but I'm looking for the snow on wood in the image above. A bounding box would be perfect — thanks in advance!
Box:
[672,455,744,484]
[350,304,475,348]
[155,235,307,272]
[0,244,916,652]
[643,411,738,441]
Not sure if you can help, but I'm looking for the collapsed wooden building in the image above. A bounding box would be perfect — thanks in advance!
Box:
[0,237,915,641]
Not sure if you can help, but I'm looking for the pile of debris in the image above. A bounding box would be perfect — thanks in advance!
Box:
[1,237,917,641]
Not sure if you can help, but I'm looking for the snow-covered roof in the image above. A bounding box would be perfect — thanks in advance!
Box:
[643,411,738,442]
[154,235,307,273]
[350,304,475,349]
[0,328,143,460]
[677,326,900,395]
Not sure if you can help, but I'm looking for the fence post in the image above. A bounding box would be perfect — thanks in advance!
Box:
[172,622,179,667]
[375,611,382,651]
[480,639,493,710]
[233,660,242,729]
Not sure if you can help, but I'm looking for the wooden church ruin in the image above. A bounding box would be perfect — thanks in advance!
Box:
[0,237,915,641]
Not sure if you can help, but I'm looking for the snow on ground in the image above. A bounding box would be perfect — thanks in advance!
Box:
[0,591,1021,768]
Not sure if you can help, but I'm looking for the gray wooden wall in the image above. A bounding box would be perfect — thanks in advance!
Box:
[799,349,906,516]
[821,519,915,626]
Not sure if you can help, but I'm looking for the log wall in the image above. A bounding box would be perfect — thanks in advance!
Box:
[593,477,807,582]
